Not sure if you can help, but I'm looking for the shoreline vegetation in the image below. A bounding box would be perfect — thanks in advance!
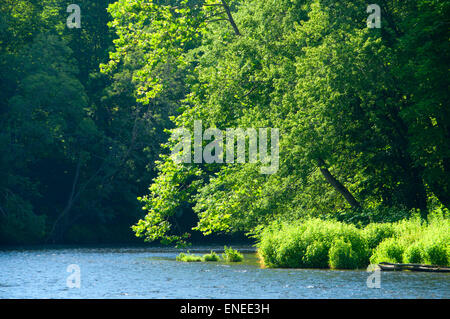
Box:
[174,209,449,271]
[255,210,449,270]
[126,1,450,276]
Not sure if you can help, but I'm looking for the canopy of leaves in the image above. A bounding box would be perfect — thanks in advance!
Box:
[123,0,449,245]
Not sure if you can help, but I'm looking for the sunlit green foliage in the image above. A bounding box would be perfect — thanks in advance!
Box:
[257,218,369,269]
[222,246,244,262]
[126,0,449,246]
[370,209,450,266]
[1,0,448,248]
[203,250,220,261]
[176,251,204,262]
[257,209,449,269]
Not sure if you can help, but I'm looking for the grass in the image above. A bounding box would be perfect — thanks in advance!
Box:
[222,246,244,262]
[368,213,449,266]
[203,251,220,261]
[176,252,203,262]
[176,248,243,262]
[257,218,368,269]
[256,209,449,269]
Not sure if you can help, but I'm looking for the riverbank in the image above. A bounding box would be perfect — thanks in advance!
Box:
[255,213,449,269]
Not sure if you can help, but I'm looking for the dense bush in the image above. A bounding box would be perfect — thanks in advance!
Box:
[303,241,329,268]
[177,248,243,262]
[257,210,449,269]
[203,251,220,262]
[222,246,244,262]
[369,212,449,266]
[403,244,424,264]
[362,223,396,250]
[425,244,448,266]
[257,219,369,269]
[329,239,360,269]
[370,238,405,264]
[176,252,203,262]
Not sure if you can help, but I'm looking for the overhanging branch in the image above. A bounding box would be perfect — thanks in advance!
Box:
[219,0,241,36]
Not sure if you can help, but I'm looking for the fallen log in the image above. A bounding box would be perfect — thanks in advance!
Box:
[378,262,450,273]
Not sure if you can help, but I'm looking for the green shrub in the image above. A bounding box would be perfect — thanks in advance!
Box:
[222,246,243,262]
[329,239,360,269]
[425,244,448,266]
[176,252,203,262]
[369,211,449,266]
[275,231,307,268]
[203,251,220,262]
[257,219,369,269]
[362,223,396,250]
[370,238,405,264]
[303,241,329,268]
[403,243,424,264]
[257,230,280,267]
[419,211,449,266]
[257,212,449,269]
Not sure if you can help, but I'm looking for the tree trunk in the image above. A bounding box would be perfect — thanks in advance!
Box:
[317,158,361,209]
[220,0,241,36]
[46,158,81,243]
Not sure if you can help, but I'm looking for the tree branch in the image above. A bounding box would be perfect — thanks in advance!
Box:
[220,0,241,36]
[46,158,82,242]
[317,158,361,209]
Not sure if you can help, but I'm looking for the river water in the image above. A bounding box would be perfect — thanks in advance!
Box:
[0,245,448,299]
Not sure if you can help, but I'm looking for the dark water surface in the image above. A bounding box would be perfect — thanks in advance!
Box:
[0,245,448,298]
